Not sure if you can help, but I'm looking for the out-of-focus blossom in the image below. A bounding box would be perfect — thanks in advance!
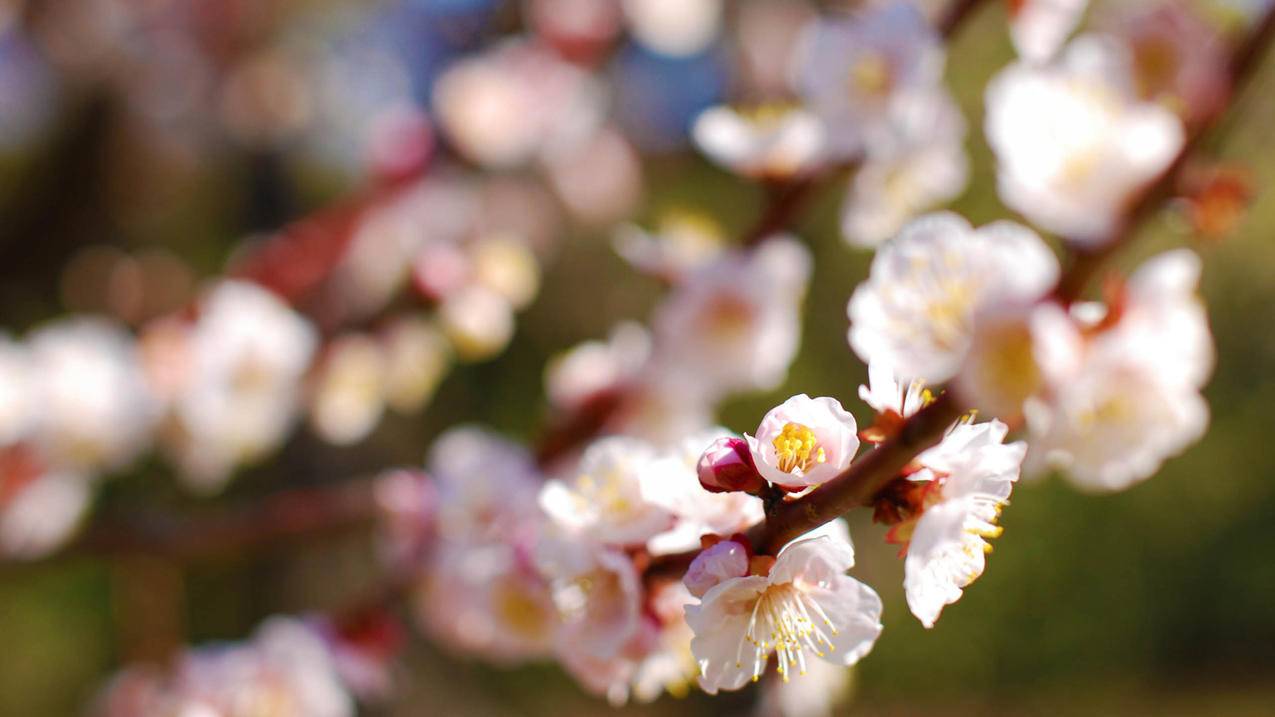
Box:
[165,281,317,491]
[540,437,673,546]
[308,334,387,446]
[0,335,33,445]
[792,1,944,158]
[686,520,882,692]
[629,580,699,702]
[432,40,604,168]
[380,316,452,415]
[93,616,355,717]
[544,126,644,226]
[539,537,643,664]
[880,419,1025,627]
[841,89,968,248]
[644,429,765,555]
[1008,0,1089,63]
[419,540,557,664]
[1025,250,1212,491]
[736,0,817,97]
[622,0,723,57]
[1176,163,1254,240]
[428,426,542,544]
[1103,1,1230,127]
[652,236,811,398]
[28,318,158,473]
[527,0,624,62]
[613,209,725,281]
[847,212,1059,383]
[986,35,1185,243]
[373,468,437,567]
[755,655,853,717]
[469,233,541,311]
[438,285,515,362]
[545,322,651,412]
[692,104,826,180]
[746,395,860,490]
[0,445,91,559]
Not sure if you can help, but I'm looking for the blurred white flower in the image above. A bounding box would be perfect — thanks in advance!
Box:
[746,395,860,490]
[1009,0,1089,63]
[692,104,826,180]
[847,212,1058,383]
[612,209,726,281]
[28,317,158,472]
[0,447,91,559]
[858,358,931,422]
[95,616,354,717]
[380,315,451,416]
[686,520,882,693]
[986,34,1185,243]
[792,1,944,158]
[888,419,1026,628]
[166,281,317,491]
[540,437,674,546]
[468,232,541,311]
[428,426,543,544]
[308,334,387,446]
[438,285,516,362]
[545,125,644,227]
[545,322,651,412]
[755,655,853,717]
[840,90,969,248]
[622,0,723,57]
[419,540,557,664]
[644,428,765,556]
[538,536,644,663]
[433,40,604,169]
[1025,250,1212,491]
[0,335,34,446]
[652,236,811,399]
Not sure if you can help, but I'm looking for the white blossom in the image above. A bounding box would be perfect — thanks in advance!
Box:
[841,89,969,248]
[540,437,674,546]
[986,34,1185,243]
[792,1,945,158]
[893,420,1026,628]
[692,104,826,180]
[685,520,882,693]
[428,426,542,544]
[746,395,860,490]
[1009,0,1089,63]
[847,212,1059,382]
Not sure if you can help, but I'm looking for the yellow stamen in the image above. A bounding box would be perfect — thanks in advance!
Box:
[772,423,826,474]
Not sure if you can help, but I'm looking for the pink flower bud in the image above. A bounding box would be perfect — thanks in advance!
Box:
[684,540,750,598]
[697,436,765,494]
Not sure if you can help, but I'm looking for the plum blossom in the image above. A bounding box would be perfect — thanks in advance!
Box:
[540,437,674,546]
[93,616,354,717]
[27,318,158,473]
[746,395,860,490]
[792,1,945,158]
[0,446,91,559]
[1025,250,1212,491]
[847,212,1059,383]
[685,520,882,692]
[755,655,853,717]
[164,280,317,491]
[0,335,33,446]
[544,322,651,413]
[697,435,766,495]
[428,426,542,544]
[418,540,557,664]
[652,236,811,399]
[308,334,387,446]
[1009,0,1089,63]
[538,536,644,665]
[877,419,1026,627]
[612,210,726,281]
[840,89,969,248]
[691,104,826,180]
[986,34,1185,243]
[644,429,765,555]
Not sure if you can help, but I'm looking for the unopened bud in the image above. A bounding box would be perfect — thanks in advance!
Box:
[697,436,766,494]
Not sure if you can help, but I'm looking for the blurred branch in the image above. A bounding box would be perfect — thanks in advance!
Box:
[1054,5,1275,303]
[3,477,380,570]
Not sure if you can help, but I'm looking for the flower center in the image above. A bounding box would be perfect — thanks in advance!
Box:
[738,583,838,683]
[849,53,893,99]
[772,423,826,475]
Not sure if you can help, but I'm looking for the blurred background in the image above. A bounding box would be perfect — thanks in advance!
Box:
[2,0,1274,714]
